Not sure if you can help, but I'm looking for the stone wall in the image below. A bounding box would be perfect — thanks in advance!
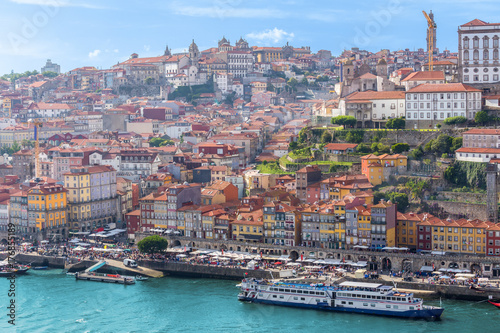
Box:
[425,200,488,221]
[436,191,486,204]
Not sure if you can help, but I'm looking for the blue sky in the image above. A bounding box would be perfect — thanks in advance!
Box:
[0,0,499,75]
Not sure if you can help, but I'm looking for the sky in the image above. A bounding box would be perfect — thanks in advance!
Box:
[0,0,500,75]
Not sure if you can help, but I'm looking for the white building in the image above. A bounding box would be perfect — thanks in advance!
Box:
[400,71,445,91]
[405,83,482,125]
[165,122,192,139]
[456,147,500,162]
[343,91,405,128]
[459,19,500,84]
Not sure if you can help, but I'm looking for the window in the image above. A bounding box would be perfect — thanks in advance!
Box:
[474,50,479,60]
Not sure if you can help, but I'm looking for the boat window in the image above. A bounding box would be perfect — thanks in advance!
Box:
[316,299,320,303]
[386,305,391,308]
[397,297,401,301]
[366,295,371,299]
[410,306,414,310]
[259,293,263,297]
[285,289,290,293]
[377,296,381,300]
[273,295,277,298]
[291,290,296,293]
[293,297,298,300]
[341,301,346,304]
[363,303,368,306]
[371,304,376,307]
[297,290,303,294]
[279,295,284,299]
[348,302,353,305]
[279,289,284,292]
[301,298,305,301]
[394,305,399,309]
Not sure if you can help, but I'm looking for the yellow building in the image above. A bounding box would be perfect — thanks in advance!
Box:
[427,218,487,255]
[319,203,336,249]
[231,210,263,243]
[263,202,277,244]
[396,212,427,250]
[361,154,408,185]
[28,183,67,239]
[356,206,371,246]
[334,201,346,247]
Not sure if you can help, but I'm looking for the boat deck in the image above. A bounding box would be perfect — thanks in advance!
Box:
[75,272,135,285]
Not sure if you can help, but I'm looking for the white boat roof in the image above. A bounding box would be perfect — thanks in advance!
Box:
[339,281,383,288]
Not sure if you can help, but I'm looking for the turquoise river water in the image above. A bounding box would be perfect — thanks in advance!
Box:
[0,269,498,332]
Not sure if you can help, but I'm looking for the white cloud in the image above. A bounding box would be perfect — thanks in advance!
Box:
[8,0,104,9]
[246,28,295,44]
[170,4,287,19]
[88,49,101,58]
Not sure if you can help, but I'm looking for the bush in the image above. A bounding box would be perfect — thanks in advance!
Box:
[443,116,467,125]
[320,131,333,143]
[391,143,410,154]
[356,143,371,154]
[345,130,365,143]
[385,117,405,129]
[137,235,169,254]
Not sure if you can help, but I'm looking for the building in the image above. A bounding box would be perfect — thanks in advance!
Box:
[344,91,405,128]
[400,71,445,91]
[361,154,407,185]
[370,200,397,249]
[405,83,482,127]
[64,165,119,233]
[9,190,30,239]
[458,19,500,84]
[295,165,322,202]
[27,183,67,241]
[323,143,358,155]
[41,59,60,74]
[456,129,500,162]
[125,209,140,239]
[119,149,161,181]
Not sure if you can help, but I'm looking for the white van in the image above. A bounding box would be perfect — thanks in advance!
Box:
[123,259,138,268]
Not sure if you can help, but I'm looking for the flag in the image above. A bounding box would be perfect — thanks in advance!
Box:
[300,254,303,261]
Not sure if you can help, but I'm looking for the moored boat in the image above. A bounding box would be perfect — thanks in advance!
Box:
[488,300,500,308]
[238,279,444,319]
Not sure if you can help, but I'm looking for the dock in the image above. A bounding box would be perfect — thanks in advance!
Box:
[75,271,135,285]
[105,259,164,278]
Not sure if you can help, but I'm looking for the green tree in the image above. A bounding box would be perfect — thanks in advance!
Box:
[385,117,405,129]
[391,143,410,154]
[386,192,409,212]
[223,91,236,106]
[288,141,299,151]
[409,145,424,159]
[300,77,309,86]
[450,137,463,152]
[42,71,59,78]
[266,83,275,92]
[345,130,364,143]
[144,77,154,85]
[320,131,332,143]
[356,143,371,154]
[287,77,298,90]
[331,115,357,128]
[11,141,21,153]
[475,110,490,125]
[443,116,467,125]
[137,235,169,254]
[430,134,452,155]
[377,143,390,154]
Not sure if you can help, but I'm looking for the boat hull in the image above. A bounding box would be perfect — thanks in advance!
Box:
[239,297,443,319]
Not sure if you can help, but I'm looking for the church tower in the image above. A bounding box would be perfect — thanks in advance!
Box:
[376,58,388,77]
[164,45,171,56]
[189,39,200,65]
[342,58,355,83]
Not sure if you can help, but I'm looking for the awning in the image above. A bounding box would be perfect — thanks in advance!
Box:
[420,265,434,272]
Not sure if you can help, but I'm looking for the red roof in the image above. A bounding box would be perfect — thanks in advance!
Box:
[407,83,481,93]
[461,19,500,27]
[324,143,358,151]
[401,71,445,82]
[456,147,500,154]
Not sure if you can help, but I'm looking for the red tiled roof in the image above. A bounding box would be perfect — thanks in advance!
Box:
[407,83,481,93]
[401,71,444,82]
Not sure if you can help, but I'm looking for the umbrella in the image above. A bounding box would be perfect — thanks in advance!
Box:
[274,262,283,265]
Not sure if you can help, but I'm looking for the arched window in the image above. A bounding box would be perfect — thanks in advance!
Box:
[463,37,469,49]
[484,49,489,60]
[494,49,499,60]
[473,37,479,48]
[483,36,489,48]
[464,50,469,60]
[494,36,499,48]
[473,50,479,60]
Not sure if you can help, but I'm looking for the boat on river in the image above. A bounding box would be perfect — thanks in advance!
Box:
[238,279,444,319]
[488,300,500,308]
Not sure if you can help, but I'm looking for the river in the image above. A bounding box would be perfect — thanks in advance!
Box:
[0,269,498,332]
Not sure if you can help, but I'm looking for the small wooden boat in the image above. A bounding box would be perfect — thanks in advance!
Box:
[135,275,149,281]
[488,300,500,308]
[32,266,48,270]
